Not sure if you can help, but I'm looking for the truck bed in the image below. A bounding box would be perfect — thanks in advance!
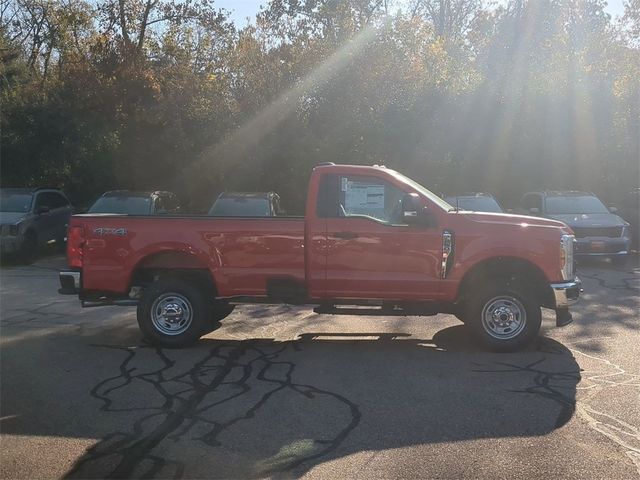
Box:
[74,215,305,297]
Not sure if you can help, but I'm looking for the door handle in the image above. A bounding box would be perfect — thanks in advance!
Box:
[333,231,358,239]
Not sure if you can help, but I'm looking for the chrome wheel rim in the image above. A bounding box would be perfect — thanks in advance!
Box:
[481,296,527,340]
[151,293,193,336]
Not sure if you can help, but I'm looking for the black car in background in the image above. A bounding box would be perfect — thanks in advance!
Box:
[88,191,181,215]
[519,191,631,262]
[444,193,505,213]
[208,192,284,217]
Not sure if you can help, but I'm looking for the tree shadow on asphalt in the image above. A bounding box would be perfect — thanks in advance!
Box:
[0,323,581,479]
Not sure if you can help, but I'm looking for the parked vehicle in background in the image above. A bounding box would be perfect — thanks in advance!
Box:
[444,193,505,213]
[0,188,73,262]
[60,164,581,352]
[520,191,631,262]
[618,188,639,251]
[208,192,284,216]
[88,191,181,215]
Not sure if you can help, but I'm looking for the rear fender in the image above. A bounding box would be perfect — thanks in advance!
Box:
[127,244,223,293]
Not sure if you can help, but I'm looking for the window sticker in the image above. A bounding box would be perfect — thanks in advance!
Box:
[345,182,385,212]
[341,177,348,192]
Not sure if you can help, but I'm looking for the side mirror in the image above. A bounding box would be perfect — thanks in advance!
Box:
[609,206,618,213]
[35,206,50,215]
[529,207,540,215]
[402,193,430,226]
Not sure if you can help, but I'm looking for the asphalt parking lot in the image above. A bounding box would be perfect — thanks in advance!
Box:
[1,254,639,479]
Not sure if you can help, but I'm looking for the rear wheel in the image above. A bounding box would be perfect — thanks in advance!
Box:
[465,283,541,352]
[137,278,209,348]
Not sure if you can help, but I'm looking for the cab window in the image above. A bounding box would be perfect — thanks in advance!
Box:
[522,194,542,211]
[318,174,406,224]
[35,192,68,210]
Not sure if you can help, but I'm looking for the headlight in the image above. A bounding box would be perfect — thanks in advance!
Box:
[560,234,575,280]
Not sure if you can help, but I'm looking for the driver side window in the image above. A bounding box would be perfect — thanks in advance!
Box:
[318,174,406,225]
[522,194,542,211]
[35,192,54,211]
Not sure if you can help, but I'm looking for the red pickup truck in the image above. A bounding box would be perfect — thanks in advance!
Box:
[59,164,581,351]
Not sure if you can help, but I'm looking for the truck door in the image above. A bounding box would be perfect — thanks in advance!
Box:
[32,192,59,243]
[317,173,443,301]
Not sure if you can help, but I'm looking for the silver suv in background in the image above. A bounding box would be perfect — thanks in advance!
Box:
[519,191,631,263]
[0,188,73,262]
[208,192,284,217]
[88,191,181,215]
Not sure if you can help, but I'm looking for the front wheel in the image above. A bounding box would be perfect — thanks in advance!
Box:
[137,278,209,348]
[465,284,541,352]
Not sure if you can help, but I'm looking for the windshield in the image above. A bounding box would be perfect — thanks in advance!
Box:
[0,192,34,213]
[89,196,152,215]
[545,196,609,215]
[445,196,504,213]
[388,171,454,211]
[209,197,271,216]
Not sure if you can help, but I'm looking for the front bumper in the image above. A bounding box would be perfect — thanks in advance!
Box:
[575,237,630,256]
[550,277,582,308]
[59,270,81,294]
[0,236,20,253]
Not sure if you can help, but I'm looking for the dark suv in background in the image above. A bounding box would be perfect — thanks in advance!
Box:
[0,188,73,262]
[519,191,631,262]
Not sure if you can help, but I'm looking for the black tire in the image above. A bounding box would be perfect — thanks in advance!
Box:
[464,283,541,352]
[137,278,210,348]
[19,231,38,264]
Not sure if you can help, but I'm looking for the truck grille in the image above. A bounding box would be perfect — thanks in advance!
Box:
[572,226,623,238]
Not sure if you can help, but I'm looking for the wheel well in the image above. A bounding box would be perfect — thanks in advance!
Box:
[130,251,216,297]
[457,257,554,308]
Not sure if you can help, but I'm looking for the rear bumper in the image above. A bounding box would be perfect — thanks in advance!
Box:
[59,270,81,294]
[550,277,582,308]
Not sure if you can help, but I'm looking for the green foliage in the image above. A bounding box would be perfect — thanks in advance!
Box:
[1,0,638,211]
